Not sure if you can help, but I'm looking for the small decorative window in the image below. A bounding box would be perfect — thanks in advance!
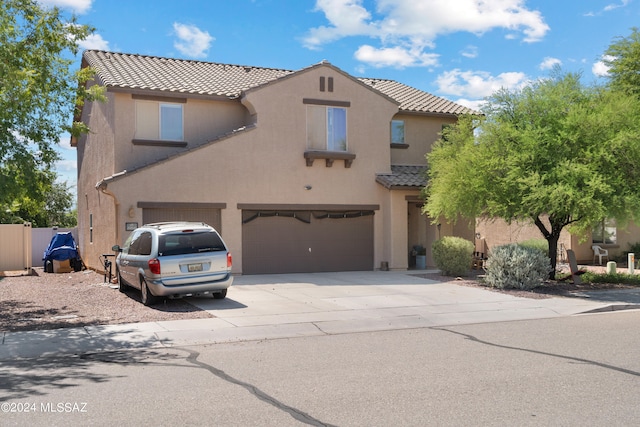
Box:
[391,120,405,144]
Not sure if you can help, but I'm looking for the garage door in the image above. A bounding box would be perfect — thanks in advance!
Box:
[140,203,222,232]
[242,210,374,274]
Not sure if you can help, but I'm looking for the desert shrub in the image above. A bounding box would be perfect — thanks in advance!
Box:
[518,239,548,256]
[432,236,474,276]
[484,244,551,290]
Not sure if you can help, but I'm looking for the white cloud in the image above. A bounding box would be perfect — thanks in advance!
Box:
[354,45,439,68]
[304,0,549,69]
[592,55,615,77]
[604,0,630,12]
[454,98,486,111]
[539,56,562,70]
[461,45,479,59]
[77,33,110,51]
[38,0,92,14]
[435,69,529,98]
[173,23,214,59]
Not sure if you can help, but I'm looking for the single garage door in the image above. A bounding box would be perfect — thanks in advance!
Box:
[242,210,374,274]
[139,203,222,232]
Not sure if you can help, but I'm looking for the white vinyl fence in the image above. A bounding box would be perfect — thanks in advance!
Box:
[0,225,78,271]
[32,227,77,267]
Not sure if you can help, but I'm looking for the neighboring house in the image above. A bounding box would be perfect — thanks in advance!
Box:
[476,217,640,265]
[74,50,476,274]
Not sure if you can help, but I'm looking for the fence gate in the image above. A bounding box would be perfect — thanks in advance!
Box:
[0,223,32,271]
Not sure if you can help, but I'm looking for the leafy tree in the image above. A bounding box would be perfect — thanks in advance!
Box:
[0,0,102,225]
[603,27,640,96]
[423,72,640,279]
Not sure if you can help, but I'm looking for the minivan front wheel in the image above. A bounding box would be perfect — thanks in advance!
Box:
[117,268,127,293]
[140,278,158,306]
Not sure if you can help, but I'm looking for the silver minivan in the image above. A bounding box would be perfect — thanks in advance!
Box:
[112,222,233,305]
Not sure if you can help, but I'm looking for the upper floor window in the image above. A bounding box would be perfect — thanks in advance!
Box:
[391,120,405,144]
[593,219,617,244]
[307,106,347,151]
[135,100,184,141]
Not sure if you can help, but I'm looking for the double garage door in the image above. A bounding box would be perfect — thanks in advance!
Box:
[139,203,374,275]
[242,209,374,274]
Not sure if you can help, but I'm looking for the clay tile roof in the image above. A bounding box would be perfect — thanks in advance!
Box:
[83,50,476,115]
[83,50,294,98]
[358,78,476,115]
[375,165,429,189]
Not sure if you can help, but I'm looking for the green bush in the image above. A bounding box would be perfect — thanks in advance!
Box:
[518,239,548,256]
[484,244,551,290]
[432,236,474,276]
[581,272,640,286]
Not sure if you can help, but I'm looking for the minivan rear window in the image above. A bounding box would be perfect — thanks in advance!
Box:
[158,231,226,256]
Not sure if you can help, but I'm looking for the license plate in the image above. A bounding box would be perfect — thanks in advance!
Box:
[188,263,203,272]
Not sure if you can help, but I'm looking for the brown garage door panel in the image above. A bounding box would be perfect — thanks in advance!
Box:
[242,213,373,274]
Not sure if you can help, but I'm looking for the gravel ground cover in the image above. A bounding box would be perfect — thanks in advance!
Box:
[0,268,213,332]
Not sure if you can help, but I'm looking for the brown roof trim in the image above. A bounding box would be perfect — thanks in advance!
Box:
[303,98,351,107]
[237,203,379,211]
[138,202,227,209]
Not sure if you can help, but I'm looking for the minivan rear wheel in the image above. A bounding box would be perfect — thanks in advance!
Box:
[140,278,158,306]
[213,289,227,300]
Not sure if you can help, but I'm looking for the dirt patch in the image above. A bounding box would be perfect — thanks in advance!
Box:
[0,268,213,332]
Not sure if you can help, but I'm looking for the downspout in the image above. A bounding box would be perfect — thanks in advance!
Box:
[95,178,121,247]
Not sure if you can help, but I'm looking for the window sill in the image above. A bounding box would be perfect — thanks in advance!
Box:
[391,143,410,149]
[132,139,188,147]
[304,150,356,168]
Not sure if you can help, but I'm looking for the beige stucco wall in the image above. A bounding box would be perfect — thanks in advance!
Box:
[95,65,400,273]
[112,94,249,174]
[75,89,118,270]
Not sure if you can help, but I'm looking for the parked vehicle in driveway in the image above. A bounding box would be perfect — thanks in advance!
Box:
[112,222,233,305]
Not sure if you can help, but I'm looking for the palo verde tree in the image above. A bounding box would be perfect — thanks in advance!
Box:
[0,0,102,224]
[603,27,640,97]
[423,71,640,279]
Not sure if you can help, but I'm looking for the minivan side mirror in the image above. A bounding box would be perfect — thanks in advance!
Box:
[112,245,122,252]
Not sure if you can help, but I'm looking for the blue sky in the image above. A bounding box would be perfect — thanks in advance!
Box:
[43,0,638,192]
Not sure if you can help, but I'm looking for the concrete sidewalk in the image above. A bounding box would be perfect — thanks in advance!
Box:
[2,271,639,360]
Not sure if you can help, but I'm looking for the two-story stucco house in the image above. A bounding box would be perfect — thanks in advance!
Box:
[74,50,477,274]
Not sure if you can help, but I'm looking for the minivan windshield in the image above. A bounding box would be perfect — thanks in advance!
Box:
[158,231,226,256]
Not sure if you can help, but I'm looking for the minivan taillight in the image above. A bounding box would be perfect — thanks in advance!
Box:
[227,252,232,268]
[148,258,161,274]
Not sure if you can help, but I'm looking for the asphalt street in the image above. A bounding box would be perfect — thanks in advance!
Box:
[1,310,640,426]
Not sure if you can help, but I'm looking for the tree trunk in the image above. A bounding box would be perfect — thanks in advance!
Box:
[533,215,564,280]
[546,233,560,280]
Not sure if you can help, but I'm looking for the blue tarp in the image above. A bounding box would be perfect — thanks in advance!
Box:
[43,232,79,262]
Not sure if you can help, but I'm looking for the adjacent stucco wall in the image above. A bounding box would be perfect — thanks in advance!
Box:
[390,113,456,166]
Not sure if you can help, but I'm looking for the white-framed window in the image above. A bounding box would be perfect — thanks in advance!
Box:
[391,120,405,144]
[135,100,184,141]
[593,219,617,244]
[307,106,347,151]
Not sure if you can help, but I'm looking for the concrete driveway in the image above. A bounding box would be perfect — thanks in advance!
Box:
[2,270,639,359]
